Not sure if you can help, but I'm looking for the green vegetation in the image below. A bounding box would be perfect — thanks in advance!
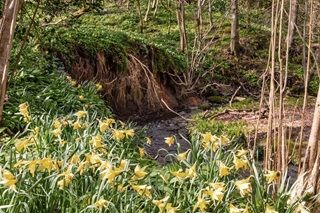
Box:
[0,0,318,212]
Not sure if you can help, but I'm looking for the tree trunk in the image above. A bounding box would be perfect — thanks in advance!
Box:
[286,0,298,52]
[175,0,187,53]
[0,0,21,123]
[230,0,240,56]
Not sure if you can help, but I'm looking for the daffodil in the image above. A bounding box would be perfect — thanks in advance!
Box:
[203,186,224,202]
[209,182,225,191]
[170,170,187,179]
[235,178,251,197]
[99,118,115,132]
[220,135,230,145]
[73,119,82,130]
[52,128,62,137]
[95,83,103,90]
[186,162,197,178]
[264,170,279,184]
[265,204,278,213]
[165,136,175,147]
[85,153,103,166]
[177,149,189,161]
[74,110,87,119]
[79,95,84,100]
[38,158,57,173]
[131,165,148,180]
[131,183,152,198]
[201,132,215,143]
[15,139,29,152]
[112,129,125,141]
[233,154,248,170]
[218,161,230,177]
[237,149,249,157]
[146,137,152,144]
[19,102,29,116]
[138,147,145,157]
[57,165,74,189]
[229,204,244,213]
[193,196,209,212]
[19,102,31,122]
[53,119,62,129]
[94,197,109,210]
[124,129,135,138]
[69,154,80,164]
[0,169,18,190]
[152,197,169,212]
[25,160,39,177]
[90,133,104,149]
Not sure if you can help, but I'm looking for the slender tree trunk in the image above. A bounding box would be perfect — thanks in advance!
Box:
[0,0,21,123]
[287,0,298,52]
[175,0,187,53]
[230,0,240,56]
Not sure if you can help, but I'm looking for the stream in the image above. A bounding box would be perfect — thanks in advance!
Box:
[134,108,199,165]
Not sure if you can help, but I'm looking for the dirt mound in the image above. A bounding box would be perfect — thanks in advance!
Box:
[59,44,193,116]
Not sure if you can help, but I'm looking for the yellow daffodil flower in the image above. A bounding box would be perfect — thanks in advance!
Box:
[19,102,29,116]
[138,147,145,157]
[266,204,278,213]
[164,136,175,147]
[99,118,115,132]
[94,197,109,210]
[53,119,62,129]
[52,128,62,137]
[203,186,224,202]
[233,154,248,170]
[74,110,87,119]
[79,95,84,100]
[95,83,103,90]
[26,160,39,177]
[237,149,249,157]
[0,169,18,190]
[235,178,251,197]
[15,139,29,152]
[73,119,82,130]
[176,149,189,161]
[69,154,80,164]
[264,170,280,184]
[152,197,169,212]
[209,182,225,191]
[170,171,187,179]
[112,129,125,141]
[90,133,104,149]
[193,196,209,212]
[85,153,103,166]
[220,135,230,145]
[131,165,148,180]
[229,204,244,213]
[124,129,135,138]
[146,137,152,145]
[131,183,152,198]
[218,161,230,177]
[186,162,197,178]
[57,165,74,189]
[38,158,57,173]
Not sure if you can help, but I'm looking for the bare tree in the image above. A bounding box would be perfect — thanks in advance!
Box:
[230,0,240,56]
[286,0,298,52]
[0,0,22,123]
[175,0,187,53]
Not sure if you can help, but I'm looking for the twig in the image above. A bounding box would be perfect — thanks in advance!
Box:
[160,99,192,121]
[229,86,241,108]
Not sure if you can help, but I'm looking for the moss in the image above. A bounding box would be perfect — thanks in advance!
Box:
[207,96,228,104]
